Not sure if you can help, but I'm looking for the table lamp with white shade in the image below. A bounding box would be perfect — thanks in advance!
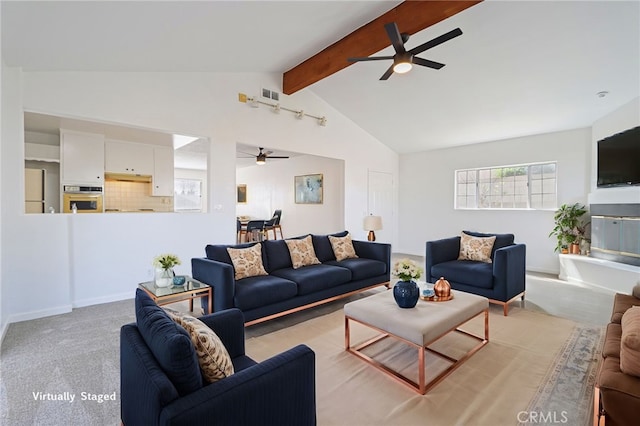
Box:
[363,215,383,241]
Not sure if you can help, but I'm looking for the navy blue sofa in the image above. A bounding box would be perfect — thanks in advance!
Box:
[121,289,316,425]
[425,231,526,316]
[192,231,391,325]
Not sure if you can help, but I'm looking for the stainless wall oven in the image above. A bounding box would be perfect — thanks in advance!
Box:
[62,185,104,213]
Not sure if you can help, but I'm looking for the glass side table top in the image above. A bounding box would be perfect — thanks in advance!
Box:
[139,277,209,297]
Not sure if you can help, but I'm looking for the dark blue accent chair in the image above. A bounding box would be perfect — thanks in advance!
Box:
[425,231,526,315]
[121,290,316,425]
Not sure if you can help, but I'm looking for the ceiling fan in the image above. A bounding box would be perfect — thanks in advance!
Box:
[348,22,463,80]
[238,147,289,165]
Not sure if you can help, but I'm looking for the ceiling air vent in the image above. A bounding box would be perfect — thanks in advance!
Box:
[261,88,280,101]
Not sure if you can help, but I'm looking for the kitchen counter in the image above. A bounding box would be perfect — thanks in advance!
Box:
[105,208,158,213]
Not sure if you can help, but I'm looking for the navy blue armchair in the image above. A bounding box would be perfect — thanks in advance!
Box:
[425,231,526,316]
[121,290,316,425]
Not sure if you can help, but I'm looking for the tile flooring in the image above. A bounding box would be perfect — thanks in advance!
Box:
[394,253,614,326]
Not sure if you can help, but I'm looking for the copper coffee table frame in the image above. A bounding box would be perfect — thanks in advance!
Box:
[345,309,489,395]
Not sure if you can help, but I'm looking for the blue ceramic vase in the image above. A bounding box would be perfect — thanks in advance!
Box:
[393,280,419,308]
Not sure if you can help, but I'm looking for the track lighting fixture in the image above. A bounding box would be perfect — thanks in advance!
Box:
[238,92,327,126]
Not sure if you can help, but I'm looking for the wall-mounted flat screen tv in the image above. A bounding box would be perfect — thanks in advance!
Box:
[597,126,640,188]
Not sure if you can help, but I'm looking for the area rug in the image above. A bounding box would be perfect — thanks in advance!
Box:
[523,324,605,426]
[246,305,603,426]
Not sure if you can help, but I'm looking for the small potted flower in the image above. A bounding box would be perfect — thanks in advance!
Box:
[153,253,181,287]
[391,259,423,308]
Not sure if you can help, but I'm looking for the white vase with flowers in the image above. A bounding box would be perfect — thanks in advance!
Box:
[153,253,181,287]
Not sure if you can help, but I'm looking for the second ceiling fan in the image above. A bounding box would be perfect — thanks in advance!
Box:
[348,22,463,80]
[238,147,289,165]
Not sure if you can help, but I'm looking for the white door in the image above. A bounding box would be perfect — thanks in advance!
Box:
[367,170,393,243]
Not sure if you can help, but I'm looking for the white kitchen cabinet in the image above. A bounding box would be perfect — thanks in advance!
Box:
[61,130,104,184]
[105,140,154,175]
[152,146,174,196]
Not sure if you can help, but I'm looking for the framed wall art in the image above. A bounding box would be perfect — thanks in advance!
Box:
[295,174,323,204]
[237,184,247,203]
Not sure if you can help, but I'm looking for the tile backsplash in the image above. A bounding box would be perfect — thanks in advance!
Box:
[104,181,173,212]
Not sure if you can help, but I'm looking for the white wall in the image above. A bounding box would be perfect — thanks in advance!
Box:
[589,97,640,205]
[397,128,592,274]
[0,70,398,324]
[237,154,345,237]
[0,57,5,338]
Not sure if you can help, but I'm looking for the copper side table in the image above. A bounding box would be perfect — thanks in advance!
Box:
[139,277,212,315]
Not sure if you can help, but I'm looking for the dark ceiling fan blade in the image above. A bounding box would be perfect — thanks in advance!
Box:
[348,55,395,62]
[267,156,289,159]
[408,28,463,56]
[379,64,395,80]
[412,57,445,70]
[384,22,406,54]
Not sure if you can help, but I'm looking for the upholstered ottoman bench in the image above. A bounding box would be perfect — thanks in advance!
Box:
[344,289,489,394]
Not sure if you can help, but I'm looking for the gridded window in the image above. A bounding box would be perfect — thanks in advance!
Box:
[174,179,202,212]
[456,170,476,208]
[455,162,556,210]
[529,163,557,209]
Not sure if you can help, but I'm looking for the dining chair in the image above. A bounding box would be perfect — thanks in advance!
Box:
[264,209,283,240]
[244,220,267,242]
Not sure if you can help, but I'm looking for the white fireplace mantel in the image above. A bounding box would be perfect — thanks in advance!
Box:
[559,254,640,294]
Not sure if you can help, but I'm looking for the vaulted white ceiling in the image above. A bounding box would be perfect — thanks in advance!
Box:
[3,1,639,154]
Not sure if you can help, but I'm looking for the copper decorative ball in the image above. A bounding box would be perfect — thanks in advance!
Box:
[434,277,451,298]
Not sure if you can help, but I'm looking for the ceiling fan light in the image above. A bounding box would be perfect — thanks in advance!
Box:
[256,157,266,165]
[393,61,412,74]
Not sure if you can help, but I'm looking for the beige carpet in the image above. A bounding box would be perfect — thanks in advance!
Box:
[246,304,587,426]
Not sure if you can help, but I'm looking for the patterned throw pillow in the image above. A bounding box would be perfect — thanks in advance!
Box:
[458,232,496,263]
[285,235,321,269]
[328,233,358,261]
[226,243,268,280]
[621,306,640,378]
[164,308,235,383]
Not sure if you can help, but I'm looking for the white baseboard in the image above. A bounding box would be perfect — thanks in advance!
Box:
[526,266,559,275]
[2,293,132,328]
[7,304,73,324]
[0,321,9,345]
[72,291,133,309]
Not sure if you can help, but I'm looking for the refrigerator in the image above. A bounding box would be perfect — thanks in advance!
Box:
[25,168,45,213]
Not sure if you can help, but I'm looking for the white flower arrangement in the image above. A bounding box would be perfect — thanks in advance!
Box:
[392,258,423,282]
[153,253,181,270]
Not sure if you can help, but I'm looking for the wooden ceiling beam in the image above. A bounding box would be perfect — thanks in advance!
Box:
[282,0,482,95]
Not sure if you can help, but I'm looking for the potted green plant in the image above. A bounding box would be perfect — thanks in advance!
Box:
[549,203,589,254]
